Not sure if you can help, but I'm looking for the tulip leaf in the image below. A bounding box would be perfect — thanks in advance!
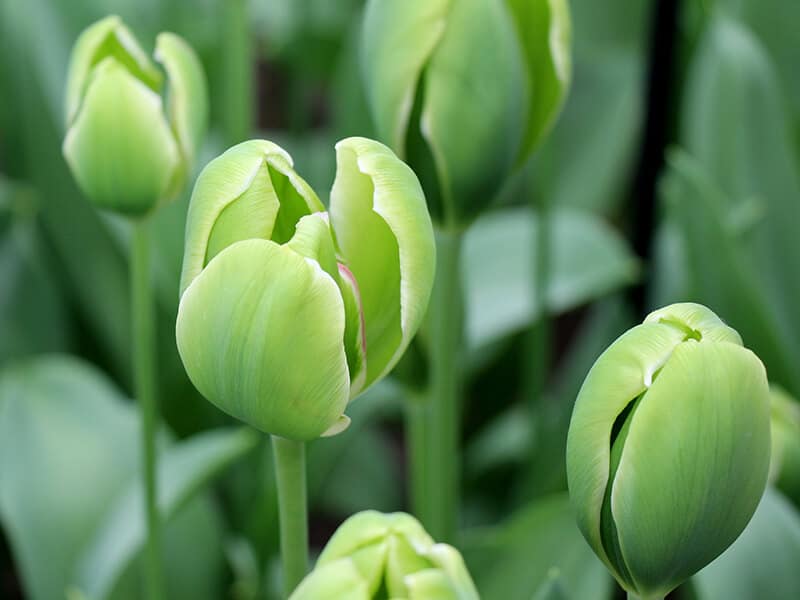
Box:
[681,13,800,383]
[0,356,233,600]
[463,206,638,351]
[73,426,259,600]
[693,487,800,600]
[505,0,572,161]
[461,494,612,599]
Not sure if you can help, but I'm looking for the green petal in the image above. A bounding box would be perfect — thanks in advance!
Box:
[566,322,688,574]
[421,0,525,220]
[62,57,179,215]
[423,544,480,599]
[361,0,450,154]
[644,302,742,344]
[154,32,208,190]
[612,341,771,596]
[65,15,162,126]
[288,213,367,392]
[179,140,324,294]
[318,511,433,566]
[505,0,572,161]
[175,239,349,441]
[329,137,435,391]
[405,569,459,600]
[289,559,370,600]
[385,534,435,597]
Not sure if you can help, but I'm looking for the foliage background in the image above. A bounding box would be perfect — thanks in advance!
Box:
[1,0,799,598]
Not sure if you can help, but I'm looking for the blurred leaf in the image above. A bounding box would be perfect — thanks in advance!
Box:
[0,355,248,600]
[0,178,70,362]
[74,427,258,599]
[463,206,638,352]
[693,487,800,599]
[461,493,612,599]
[661,149,800,394]
[681,13,800,387]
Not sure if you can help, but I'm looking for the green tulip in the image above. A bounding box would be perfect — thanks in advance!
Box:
[361,0,571,223]
[566,303,771,599]
[768,386,800,503]
[63,15,207,215]
[289,511,478,599]
[176,137,435,440]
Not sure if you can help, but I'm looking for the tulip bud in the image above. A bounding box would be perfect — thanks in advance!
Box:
[361,0,571,223]
[176,138,435,440]
[769,386,800,503]
[63,15,207,215]
[566,303,771,598]
[289,511,478,599]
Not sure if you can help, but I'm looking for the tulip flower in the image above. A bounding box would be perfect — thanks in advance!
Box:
[566,303,771,599]
[63,15,207,215]
[289,511,479,600]
[361,0,571,223]
[176,137,435,441]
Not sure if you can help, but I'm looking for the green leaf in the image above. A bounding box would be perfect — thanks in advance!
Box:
[461,494,612,599]
[73,426,259,599]
[0,356,240,600]
[463,206,638,351]
[681,14,800,368]
[693,487,800,600]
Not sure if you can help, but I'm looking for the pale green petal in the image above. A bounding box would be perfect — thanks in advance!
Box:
[361,0,450,154]
[179,140,324,294]
[644,302,742,344]
[319,511,433,566]
[612,341,771,596]
[423,544,480,599]
[65,15,162,125]
[405,569,459,600]
[289,558,370,600]
[175,239,349,441]
[566,322,688,573]
[62,57,178,215]
[421,0,524,219]
[505,0,572,161]
[386,534,435,597]
[288,214,368,391]
[154,32,208,169]
[330,137,435,390]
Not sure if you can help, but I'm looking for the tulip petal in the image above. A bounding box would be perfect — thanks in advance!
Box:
[330,137,435,390]
[644,302,742,345]
[361,0,450,155]
[386,534,435,597]
[65,15,162,126]
[505,0,572,161]
[154,32,208,177]
[289,558,370,600]
[288,213,367,391]
[180,140,324,294]
[420,0,524,219]
[62,57,179,215]
[566,322,688,574]
[424,544,480,599]
[405,569,459,600]
[611,341,771,596]
[176,239,349,441]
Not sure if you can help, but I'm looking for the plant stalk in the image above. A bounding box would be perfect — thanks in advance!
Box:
[272,435,309,597]
[221,0,254,144]
[627,593,664,600]
[131,219,163,600]
[420,228,464,543]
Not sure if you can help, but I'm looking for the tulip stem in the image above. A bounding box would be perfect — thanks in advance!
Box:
[627,594,663,600]
[221,0,254,144]
[131,219,164,600]
[418,227,464,543]
[272,435,309,597]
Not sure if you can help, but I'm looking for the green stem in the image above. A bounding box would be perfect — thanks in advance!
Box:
[407,394,428,521]
[627,593,663,600]
[221,0,254,144]
[421,228,464,543]
[272,435,309,597]
[131,219,163,600]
